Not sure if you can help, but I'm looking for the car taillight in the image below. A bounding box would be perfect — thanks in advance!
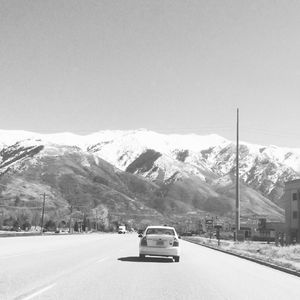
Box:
[173,238,179,247]
[141,237,147,246]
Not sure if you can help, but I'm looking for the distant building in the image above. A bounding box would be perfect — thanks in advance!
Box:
[258,220,285,241]
[284,179,300,243]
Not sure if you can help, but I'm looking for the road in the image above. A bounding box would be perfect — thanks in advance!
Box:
[0,233,300,300]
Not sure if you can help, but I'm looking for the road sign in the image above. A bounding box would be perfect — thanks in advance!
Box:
[205,219,213,230]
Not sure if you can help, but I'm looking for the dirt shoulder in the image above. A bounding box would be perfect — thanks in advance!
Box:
[183,236,300,277]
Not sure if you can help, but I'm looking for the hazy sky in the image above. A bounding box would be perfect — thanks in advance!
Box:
[1,0,300,147]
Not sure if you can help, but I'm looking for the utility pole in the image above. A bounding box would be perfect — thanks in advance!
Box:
[235,108,240,241]
[69,205,73,234]
[94,209,98,231]
[40,193,46,234]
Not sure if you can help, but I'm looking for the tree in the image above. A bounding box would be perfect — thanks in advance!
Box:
[82,214,88,231]
[69,210,84,232]
[14,196,21,207]
[74,221,79,232]
[16,208,33,229]
[0,208,9,229]
[92,205,109,231]
[32,210,41,229]
[51,208,69,229]
[59,220,67,228]
[44,220,56,231]
[13,220,20,231]
[21,221,31,231]
[3,216,15,229]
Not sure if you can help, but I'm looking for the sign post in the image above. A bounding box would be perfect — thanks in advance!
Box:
[214,224,222,246]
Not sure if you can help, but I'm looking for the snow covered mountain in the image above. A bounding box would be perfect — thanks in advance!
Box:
[84,129,300,207]
[1,128,299,222]
[0,139,166,230]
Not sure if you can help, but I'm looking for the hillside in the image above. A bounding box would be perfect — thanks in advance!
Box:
[1,129,297,230]
[86,130,300,209]
[0,141,166,230]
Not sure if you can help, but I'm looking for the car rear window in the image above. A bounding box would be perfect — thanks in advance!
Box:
[146,228,175,235]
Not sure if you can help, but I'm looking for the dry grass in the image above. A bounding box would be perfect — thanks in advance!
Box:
[185,236,300,272]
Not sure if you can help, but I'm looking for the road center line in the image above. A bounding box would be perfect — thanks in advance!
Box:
[20,283,56,300]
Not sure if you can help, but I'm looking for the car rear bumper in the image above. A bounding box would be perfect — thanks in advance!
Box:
[139,246,180,257]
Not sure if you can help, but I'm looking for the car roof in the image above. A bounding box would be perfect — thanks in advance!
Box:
[146,226,176,230]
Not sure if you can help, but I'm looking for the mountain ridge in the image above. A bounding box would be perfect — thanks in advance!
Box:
[1,128,298,229]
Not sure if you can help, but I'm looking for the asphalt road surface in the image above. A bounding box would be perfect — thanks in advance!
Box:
[0,233,300,300]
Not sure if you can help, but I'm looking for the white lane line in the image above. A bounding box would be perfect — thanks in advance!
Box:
[20,283,56,300]
[96,257,108,263]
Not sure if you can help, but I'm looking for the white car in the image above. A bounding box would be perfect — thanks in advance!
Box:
[118,225,127,234]
[139,226,181,262]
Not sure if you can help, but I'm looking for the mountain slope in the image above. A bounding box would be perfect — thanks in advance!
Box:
[1,129,298,224]
[86,130,300,209]
[0,141,166,229]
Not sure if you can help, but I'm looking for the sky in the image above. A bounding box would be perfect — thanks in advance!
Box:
[1,0,300,147]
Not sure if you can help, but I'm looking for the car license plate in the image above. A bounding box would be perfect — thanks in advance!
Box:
[156,240,164,246]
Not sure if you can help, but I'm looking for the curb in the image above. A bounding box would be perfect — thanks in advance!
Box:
[0,231,107,238]
[183,238,300,278]
[0,232,42,238]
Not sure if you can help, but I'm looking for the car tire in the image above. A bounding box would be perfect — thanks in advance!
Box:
[174,256,180,262]
[139,254,145,259]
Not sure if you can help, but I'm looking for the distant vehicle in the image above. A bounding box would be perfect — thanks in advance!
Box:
[139,226,181,262]
[55,229,69,234]
[118,225,127,234]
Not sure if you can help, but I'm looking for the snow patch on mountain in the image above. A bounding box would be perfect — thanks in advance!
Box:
[1,128,300,206]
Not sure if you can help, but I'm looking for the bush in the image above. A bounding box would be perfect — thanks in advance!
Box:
[21,221,31,231]
[252,236,275,242]
[44,220,57,231]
